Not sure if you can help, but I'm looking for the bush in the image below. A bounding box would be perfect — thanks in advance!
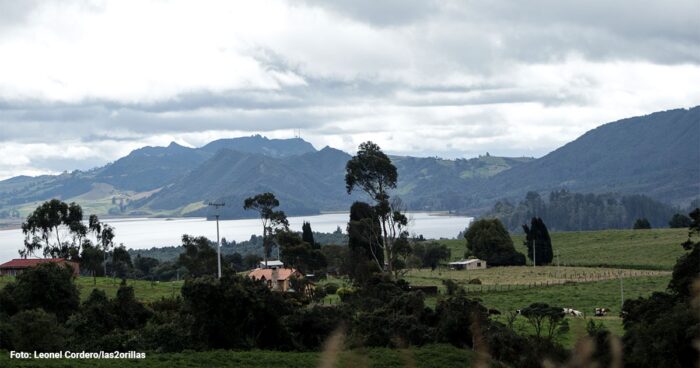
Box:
[324,283,339,295]
[283,306,346,350]
[633,218,651,229]
[9,309,66,352]
[669,213,692,228]
[5,263,79,321]
[336,287,356,302]
[467,278,482,285]
[141,322,190,352]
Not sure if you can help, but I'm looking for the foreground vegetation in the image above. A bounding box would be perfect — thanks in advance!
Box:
[0,344,476,368]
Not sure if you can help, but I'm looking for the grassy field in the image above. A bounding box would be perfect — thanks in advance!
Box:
[405,266,667,288]
[0,344,478,368]
[433,275,670,348]
[440,227,688,270]
[0,276,184,303]
[465,275,670,315]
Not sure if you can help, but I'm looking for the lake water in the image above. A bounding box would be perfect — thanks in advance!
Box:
[0,212,472,261]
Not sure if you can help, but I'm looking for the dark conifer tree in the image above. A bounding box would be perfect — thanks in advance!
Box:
[522,217,553,265]
[301,221,318,249]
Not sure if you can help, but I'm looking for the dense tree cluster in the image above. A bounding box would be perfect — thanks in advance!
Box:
[621,208,700,367]
[487,190,678,231]
[0,264,571,367]
[668,213,692,228]
[464,219,526,266]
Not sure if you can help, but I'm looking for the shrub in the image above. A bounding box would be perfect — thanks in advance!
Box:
[336,287,356,302]
[9,309,66,352]
[468,278,482,285]
[6,263,79,321]
[633,218,651,229]
[324,283,339,295]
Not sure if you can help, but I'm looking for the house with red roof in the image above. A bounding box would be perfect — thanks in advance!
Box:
[248,267,302,292]
[0,258,79,277]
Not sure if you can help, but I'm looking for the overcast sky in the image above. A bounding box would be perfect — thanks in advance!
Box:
[1,0,699,180]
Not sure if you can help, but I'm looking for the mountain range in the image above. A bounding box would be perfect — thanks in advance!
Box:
[0,107,698,219]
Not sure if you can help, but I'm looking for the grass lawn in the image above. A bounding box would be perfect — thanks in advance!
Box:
[495,314,624,348]
[405,266,667,288]
[0,276,184,303]
[0,344,479,368]
[417,274,668,348]
[439,227,688,270]
[423,275,669,315]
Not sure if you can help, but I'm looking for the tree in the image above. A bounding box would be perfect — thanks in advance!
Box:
[108,245,132,278]
[1,262,79,322]
[668,208,700,299]
[243,192,289,267]
[669,213,692,228]
[413,242,451,270]
[621,208,700,367]
[522,217,553,265]
[243,253,263,270]
[134,255,160,276]
[180,274,293,349]
[222,253,244,272]
[277,230,326,274]
[97,223,115,275]
[320,245,351,276]
[301,221,319,249]
[347,201,384,283]
[80,242,105,284]
[112,282,152,330]
[519,303,569,340]
[345,141,407,276]
[177,235,217,277]
[20,199,88,259]
[464,219,525,266]
[9,309,67,352]
[633,218,651,229]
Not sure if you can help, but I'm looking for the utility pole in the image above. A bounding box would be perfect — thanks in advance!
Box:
[620,272,625,310]
[208,202,225,278]
[532,236,536,268]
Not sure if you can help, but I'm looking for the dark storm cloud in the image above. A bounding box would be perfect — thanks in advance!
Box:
[307,0,700,65]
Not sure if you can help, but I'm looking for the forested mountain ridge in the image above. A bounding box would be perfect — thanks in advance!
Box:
[0,107,697,219]
[475,106,700,206]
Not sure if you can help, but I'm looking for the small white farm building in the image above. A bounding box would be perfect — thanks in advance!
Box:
[448,259,487,270]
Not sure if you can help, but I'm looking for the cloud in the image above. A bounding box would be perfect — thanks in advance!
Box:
[0,0,698,179]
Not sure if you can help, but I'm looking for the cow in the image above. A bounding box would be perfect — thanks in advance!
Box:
[563,308,584,317]
[594,308,610,317]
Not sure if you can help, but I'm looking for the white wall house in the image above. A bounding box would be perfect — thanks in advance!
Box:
[448,259,487,270]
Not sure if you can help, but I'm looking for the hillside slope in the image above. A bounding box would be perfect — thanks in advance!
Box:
[477,107,700,206]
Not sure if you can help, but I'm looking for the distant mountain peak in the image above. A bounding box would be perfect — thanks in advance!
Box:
[200,135,316,157]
